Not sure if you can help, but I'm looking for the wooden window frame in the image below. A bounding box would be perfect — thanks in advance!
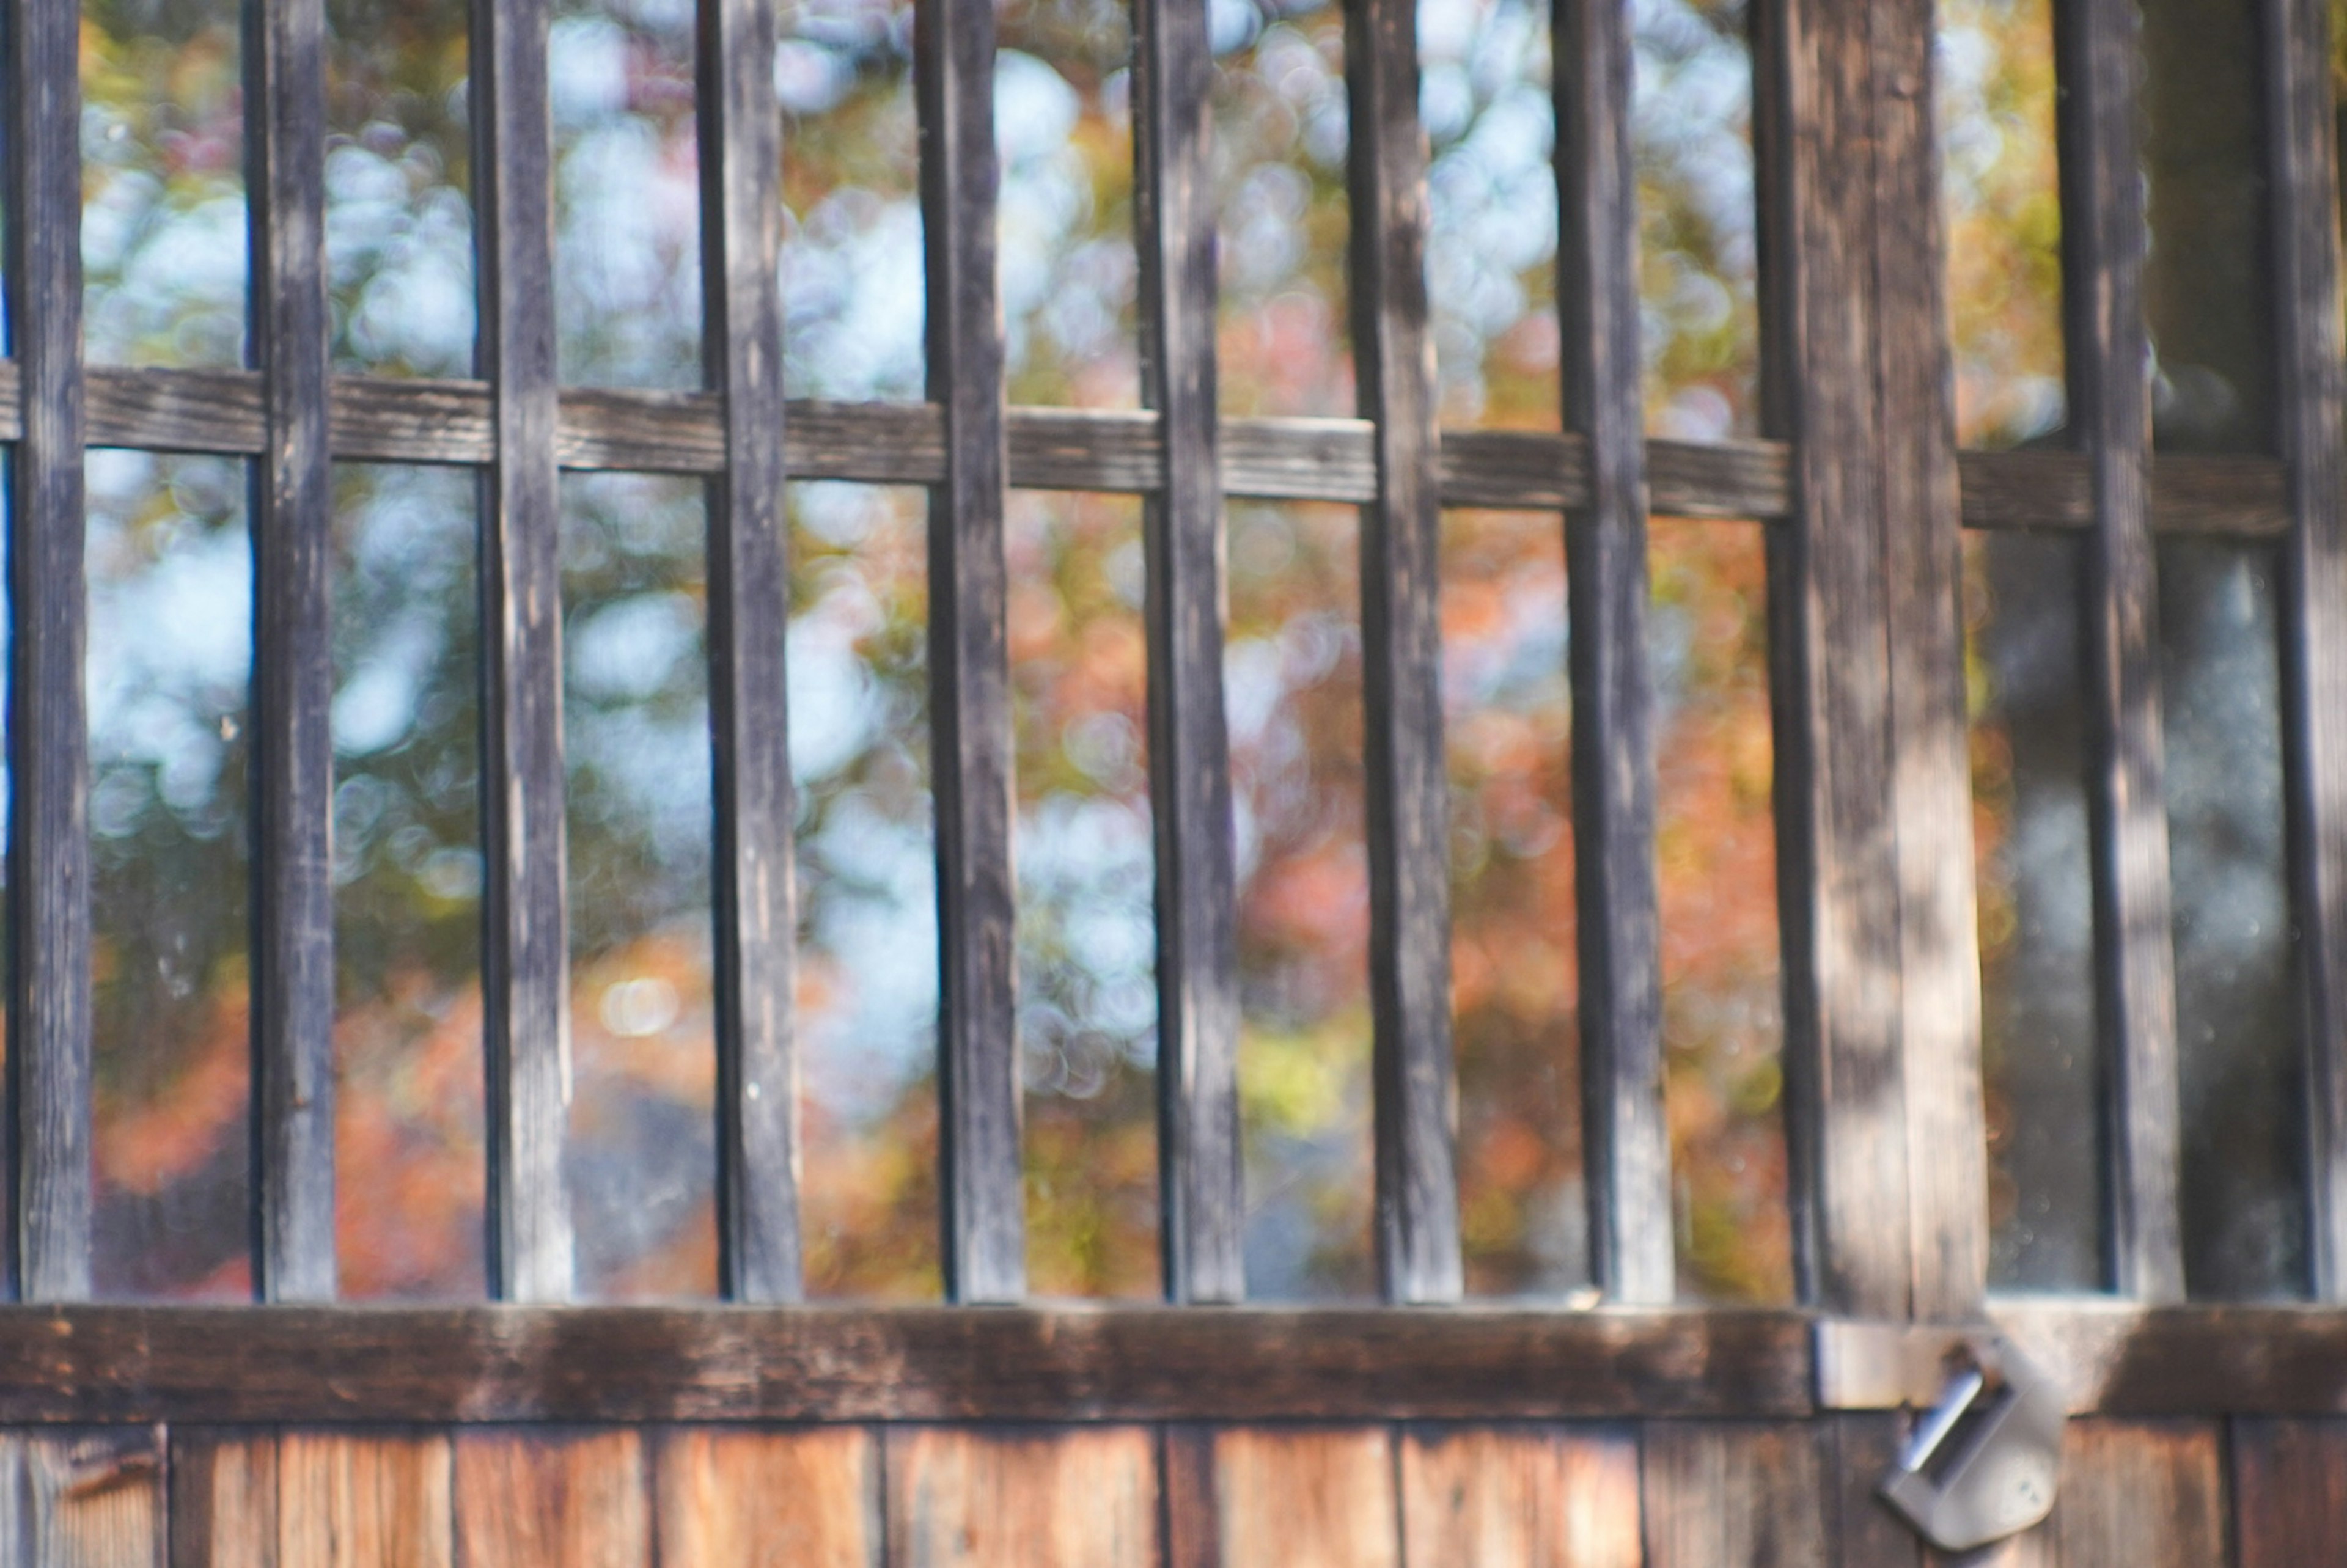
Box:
[0,0,2342,1431]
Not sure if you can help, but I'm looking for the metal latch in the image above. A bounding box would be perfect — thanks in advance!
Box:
[1876,1335,2063,1551]
[1813,1321,2067,1552]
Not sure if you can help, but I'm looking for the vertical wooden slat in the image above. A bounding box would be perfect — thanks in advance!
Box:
[916,0,1023,1303]
[1345,0,1462,1306]
[246,0,338,1305]
[1640,1422,1827,1568]
[699,0,802,1303]
[0,1427,166,1568]
[1874,0,1985,1324]
[884,1427,1155,1568]
[1208,1427,1398,1568]
[2233,1418,2347,1566]
[2054,0,2184,1302]
[2263,0,2347,1301]
[1554,0,1669,1306]
[473,0,575,1303]
[453,1428,647,1568]
[1397,1425,1642,1568]
[5,0,93,1305]
[169,1430,277,1568]
[1134,0,1243,1305]
[278,1429,454,1567]
[654,1427,878,1568]
[1752,0,1912,1319]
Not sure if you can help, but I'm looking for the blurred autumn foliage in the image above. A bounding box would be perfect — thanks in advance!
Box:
[69,0,2064,1305]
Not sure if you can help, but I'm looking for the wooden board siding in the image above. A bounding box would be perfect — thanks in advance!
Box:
[653,1427,876,1568]
[9,1413,2347,1561]
[1208,1428,1398,1568]
[884,1426,1156,1567]
[453,1428,648,1568]
[1,1427,166,1568]
[1397,1425,1643,1568]
[1640,1423,1829,1568]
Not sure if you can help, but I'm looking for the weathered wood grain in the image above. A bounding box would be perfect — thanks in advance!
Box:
[1556,0,1669,1307]
[1161,1425,1221,1568]
[1135,0,1242,1308]
[653,1426,876,1567]
[1347,0,1462,1306]
[1871,0,1986,1324]
[0,359,2295,529]
[1753,0,1914,1317]
[2263,0,2347,1302]
[884,1426,1156,1567]
[1211,1427,1398,1568]
[2233,1418,2347,1566]
[6,0,94,1305]
[278,1429,454,1567]
[0,1305,1812,1423]
[2048,1421,2223,1567]
[473,0,575,1303]
[169,1429,277,1568]
[1397,1425,1641,1568]
[453,1428,646,1568]
[1821,1415,1920,1568]
[917,0,1023,1303]
[699,0,801,1304]
[246,0,338,1305]
[0,1427,166,1567]
[1641,1421,1828,1568]
[2054,0,2184,1302]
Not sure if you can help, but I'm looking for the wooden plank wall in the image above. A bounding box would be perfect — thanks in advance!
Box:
[68,1418,2338,1563]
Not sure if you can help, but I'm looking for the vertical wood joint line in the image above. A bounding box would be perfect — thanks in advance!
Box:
[474,0,575,1303]
[1345,0,1462,1304]
[700,0,804,1302]
[5,0,94,1303]
[918,0,1023,1303]
[1137,0,1244,1303]
[246,0,338,1304]
[1557,0,1670,1306]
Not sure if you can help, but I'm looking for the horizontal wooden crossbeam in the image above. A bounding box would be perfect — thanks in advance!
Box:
[0,1302,2340,1423]
[0,361,2283,533]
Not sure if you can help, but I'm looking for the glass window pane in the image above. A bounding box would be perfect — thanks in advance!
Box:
[1010,491,1158,1297]
[997,0,1139,408]
[562,471,716,1299]
[83,0,248,368]
[782,0,925,401]
[88,452,252,1299]
[1634,0,1755,439]
[1230,500,1371,1298]
[791,482,939,1299]
[326,0,476,378]
[1968,530,2101,1291]
[1938,0,2064,448]
[2161,538,2303,1299]
[1214,0,1353,417]
[1651,518,1787,1302]
[1423,0,1558,430]
[554,0,703,389]
[1442,507,1584,1297]
[332,464,485,1300]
